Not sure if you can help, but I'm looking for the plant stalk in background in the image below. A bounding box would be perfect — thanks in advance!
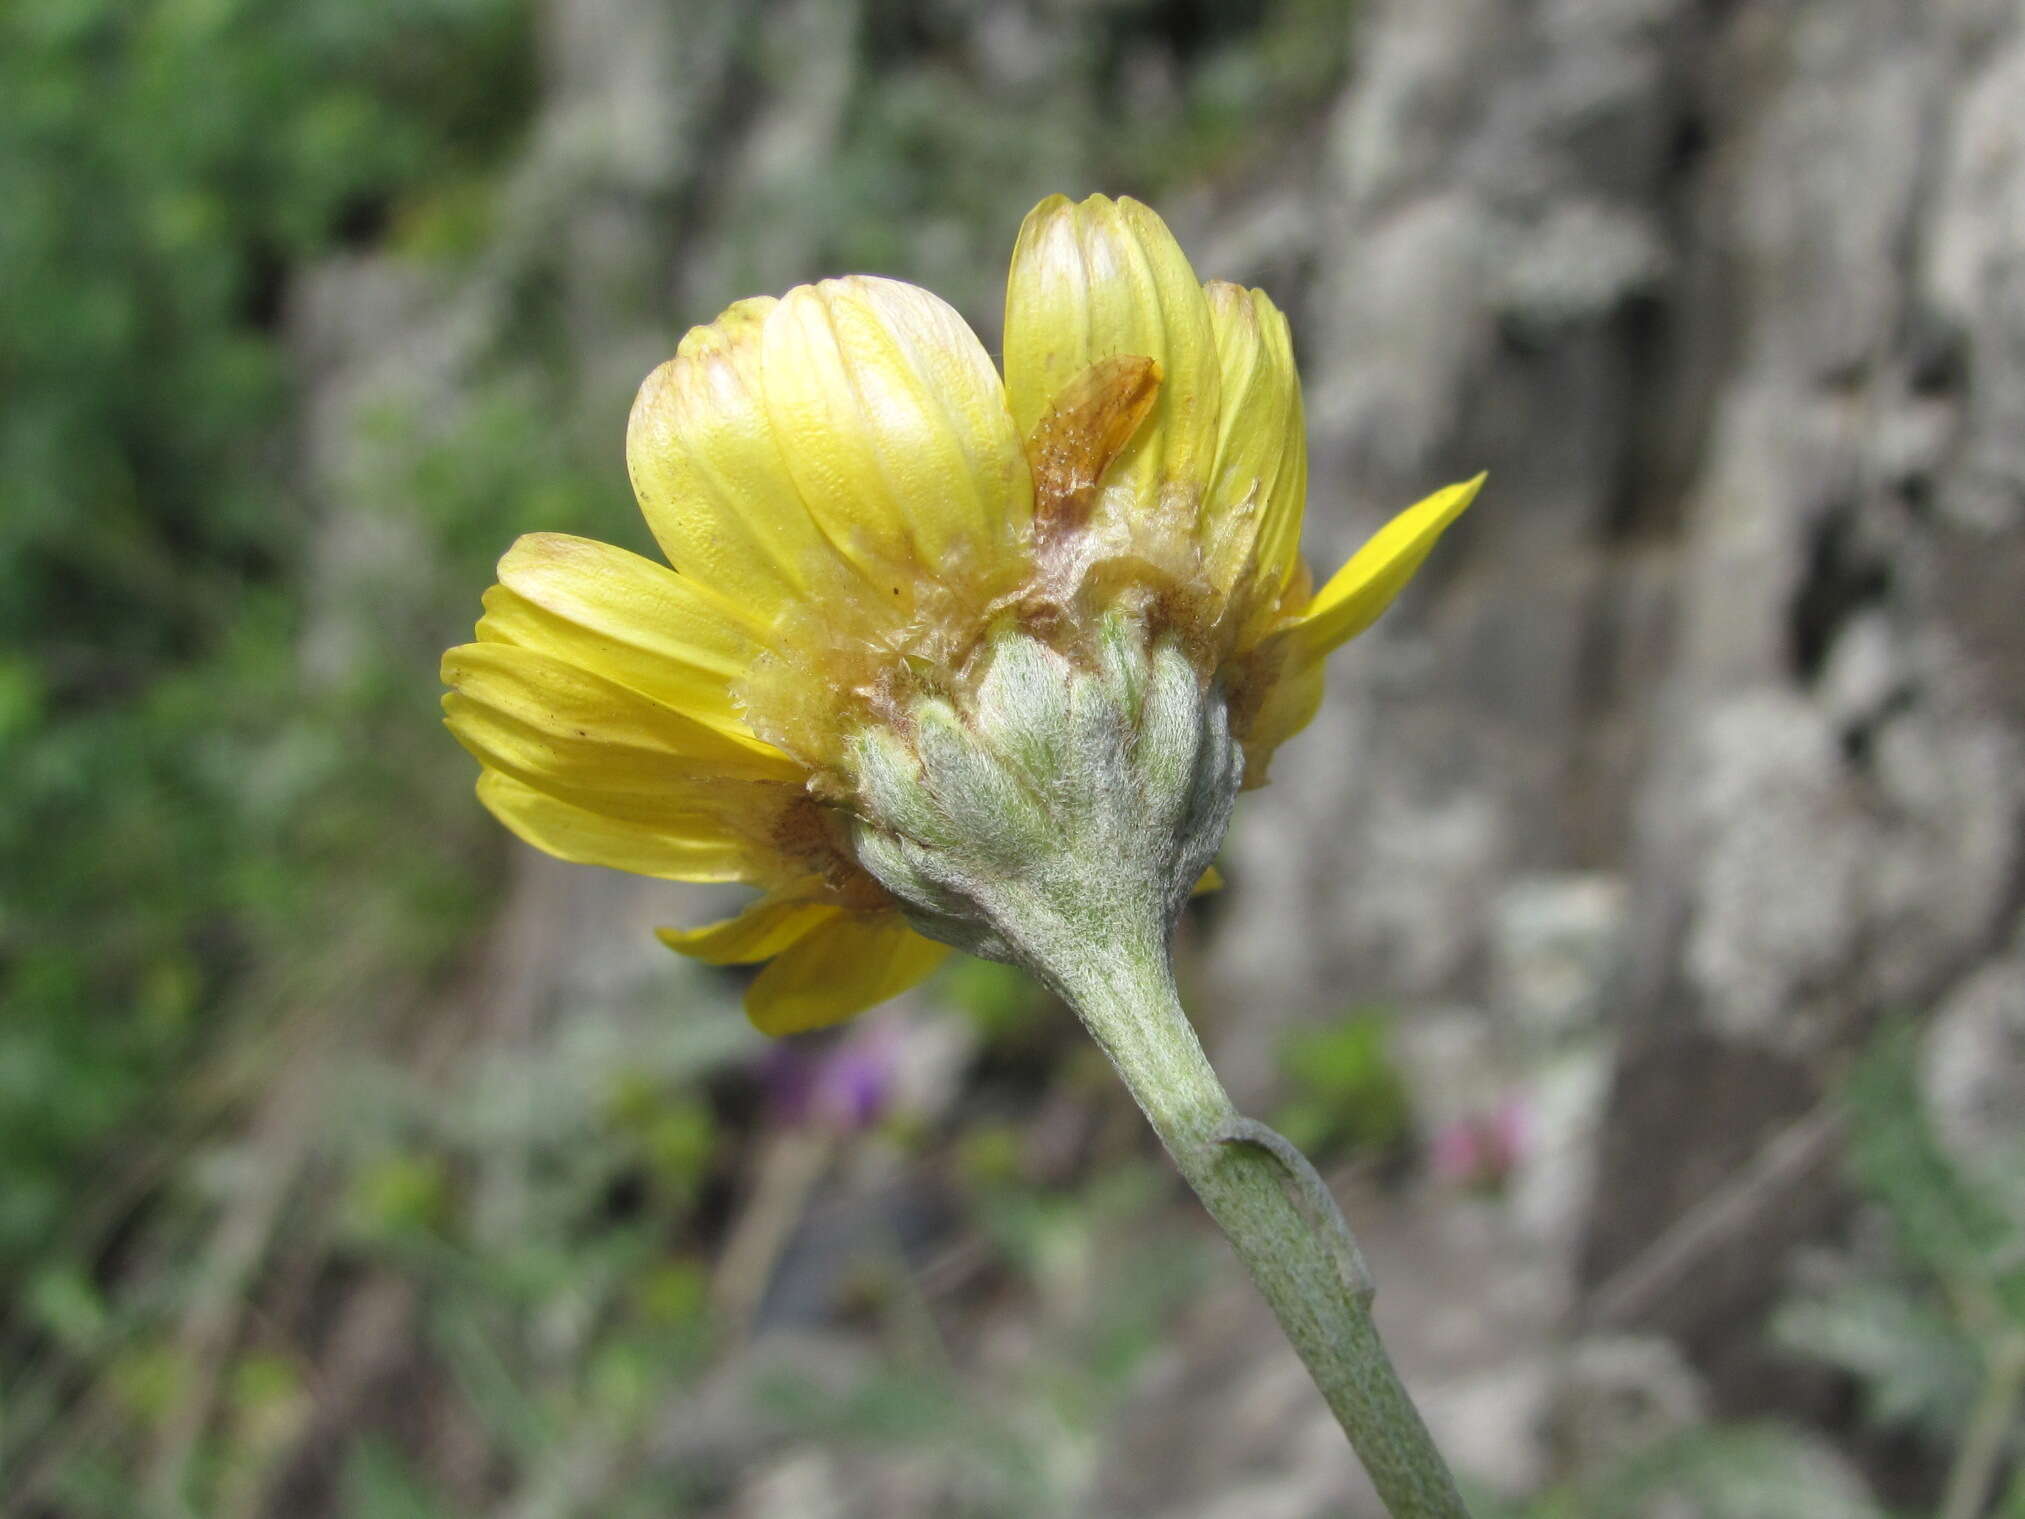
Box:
[443,192,1481,1513]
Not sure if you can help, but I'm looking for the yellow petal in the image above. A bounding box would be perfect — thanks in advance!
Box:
[1192,865,1224,896]
[477,771,775,883]
[758,276,1030,586]
[478,533,766,736]
[1239,649,1327,787]
[626,296,844,620]
[442,642,800,828]
[1004,194,1220,510]
[656,888,839,965]
[743,911,949,1036]
[1293,475,1485,658]
[1204,282,1306,592]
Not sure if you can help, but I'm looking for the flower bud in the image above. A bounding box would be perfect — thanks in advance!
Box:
[846,617,1239,991]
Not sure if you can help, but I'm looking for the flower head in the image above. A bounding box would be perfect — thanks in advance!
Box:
[443,193,1480,1035]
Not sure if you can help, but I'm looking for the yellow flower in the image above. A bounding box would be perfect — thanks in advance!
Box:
[442,193,1480,1036]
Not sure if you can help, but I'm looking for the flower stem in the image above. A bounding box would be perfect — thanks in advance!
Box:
[1939,1329,2025,1519]
[1047,926,1471,1518]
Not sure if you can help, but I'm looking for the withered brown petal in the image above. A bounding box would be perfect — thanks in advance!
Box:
[1025,354,1162,537]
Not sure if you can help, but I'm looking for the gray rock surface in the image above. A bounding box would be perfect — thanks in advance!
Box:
[1207,0,2025,1425]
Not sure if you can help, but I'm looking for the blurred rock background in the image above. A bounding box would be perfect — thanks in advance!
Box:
[4,1,2022,1515]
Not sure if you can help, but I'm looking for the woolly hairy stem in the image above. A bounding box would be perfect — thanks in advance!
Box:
[849,625,1467,1510]
[1046,924,1470,1518]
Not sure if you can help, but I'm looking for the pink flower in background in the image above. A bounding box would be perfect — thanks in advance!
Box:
[1429,1096,1529,1193]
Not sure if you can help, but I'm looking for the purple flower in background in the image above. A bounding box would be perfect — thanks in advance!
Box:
[760,1019,902,1134]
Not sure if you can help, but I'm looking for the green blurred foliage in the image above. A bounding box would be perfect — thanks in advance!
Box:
[1498,1022,2025,1519]
[0,0,533,1264]
[1273,1007,1415,1159]
[1,0,530,665]
[0,1,545,1507]
[940,956,1046,1041]
[1770,1026,2025,1496]
[1497,1424,1889,1519]
[755,1155,1204,1519]
[342,1440,451,1519]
